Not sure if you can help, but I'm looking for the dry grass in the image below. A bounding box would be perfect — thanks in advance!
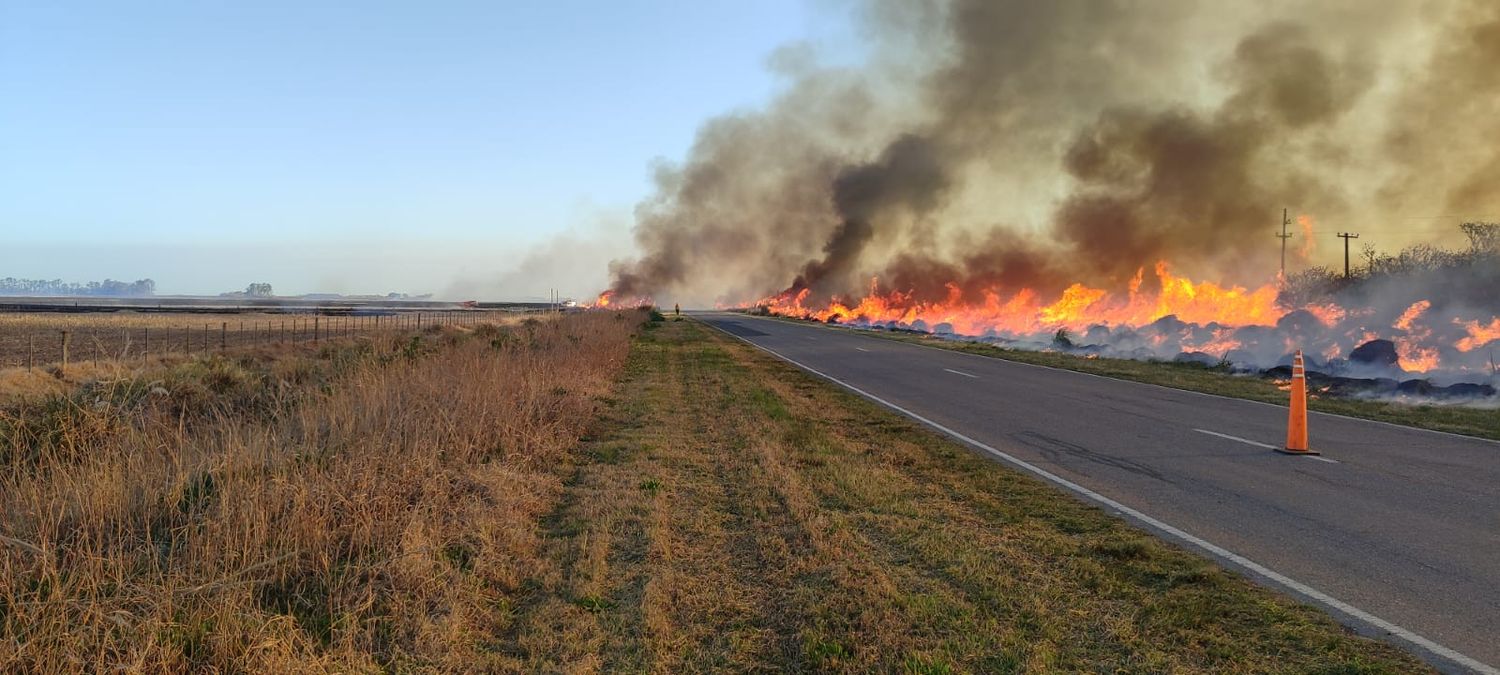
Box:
[0,311,640,672]
[0,310,508,372]
[491,317,1430,672]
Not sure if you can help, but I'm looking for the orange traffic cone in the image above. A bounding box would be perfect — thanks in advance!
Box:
[1278,350,1318,455]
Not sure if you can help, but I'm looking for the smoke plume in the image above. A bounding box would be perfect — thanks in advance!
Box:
[605,0,1499,310]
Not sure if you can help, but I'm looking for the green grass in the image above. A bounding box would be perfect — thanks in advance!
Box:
[764,315,1500,441]
[496,318,1431,672]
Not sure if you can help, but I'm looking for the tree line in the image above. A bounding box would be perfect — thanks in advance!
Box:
[1278,222,1500,310]
[0,278,157,297]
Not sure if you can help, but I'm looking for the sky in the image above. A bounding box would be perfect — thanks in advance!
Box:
[0,0,852,298]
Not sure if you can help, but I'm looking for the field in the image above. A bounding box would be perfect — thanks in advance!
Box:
[0,311,1428,671]
[0,310,636,671]
[0,310,496,373]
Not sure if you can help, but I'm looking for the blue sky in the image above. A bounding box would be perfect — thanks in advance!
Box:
[0,1,851,298]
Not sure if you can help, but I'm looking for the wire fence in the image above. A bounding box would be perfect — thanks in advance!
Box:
[0,311,505,373]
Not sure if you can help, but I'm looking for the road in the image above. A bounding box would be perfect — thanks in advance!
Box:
[698,312,1500,674]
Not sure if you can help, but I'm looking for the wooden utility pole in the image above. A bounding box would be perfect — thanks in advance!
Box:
[1337,232,1360,279]
[1276,208,1293,279]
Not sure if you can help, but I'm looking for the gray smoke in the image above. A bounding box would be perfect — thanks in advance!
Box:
[605,0,1499,308]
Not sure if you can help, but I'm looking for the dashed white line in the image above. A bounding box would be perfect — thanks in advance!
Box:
[1193,428,1340,463]
[943,368,978,378]
[1194,429,1277,449]
[705,321,1488,674]
[855,347,870,352]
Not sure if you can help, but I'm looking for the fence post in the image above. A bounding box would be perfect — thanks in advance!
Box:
[144,327,150,361]
[61,330,70,371]
[314,317,320,343]
[28,333,35,372]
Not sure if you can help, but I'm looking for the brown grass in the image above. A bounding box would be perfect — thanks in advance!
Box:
[0,311,640,671]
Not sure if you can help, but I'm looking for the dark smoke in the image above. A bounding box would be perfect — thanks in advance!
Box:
[787,133,950,295]
[605,0,1500,309]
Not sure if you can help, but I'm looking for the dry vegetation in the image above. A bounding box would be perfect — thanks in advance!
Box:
[0,311,639,671]
[0,310,493,372]
[1,311,1429,671]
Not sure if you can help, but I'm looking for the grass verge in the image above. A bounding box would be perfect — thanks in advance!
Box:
[499,317,1429,672]
[766,316,1500,442]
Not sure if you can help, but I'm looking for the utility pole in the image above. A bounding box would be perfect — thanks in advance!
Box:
[1337,232,1360,279]
[1275,207,1293,280]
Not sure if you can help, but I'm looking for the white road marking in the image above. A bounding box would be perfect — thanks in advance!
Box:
[1194,429,1341,463]
[705,319,1493,675]
[943,368,978,378]
[1194,429,1277,449]
[755,313,1500,447]
[855,347,869,352]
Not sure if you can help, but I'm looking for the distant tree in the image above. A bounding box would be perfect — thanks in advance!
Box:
[1277,266,1341,308]
[245,283,274,298]
[1460,222,1500,254]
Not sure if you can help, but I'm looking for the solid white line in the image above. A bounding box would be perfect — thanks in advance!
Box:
[1194,429,1341,464]
[943,368,978,378]
[704,320,1495,675]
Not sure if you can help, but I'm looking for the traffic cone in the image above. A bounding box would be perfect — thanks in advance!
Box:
[1278,350,1318,455]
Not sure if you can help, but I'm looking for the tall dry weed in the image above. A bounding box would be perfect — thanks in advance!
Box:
[0,311,639,671]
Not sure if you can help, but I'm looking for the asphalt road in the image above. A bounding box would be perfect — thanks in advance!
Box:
[698,312,1500,674]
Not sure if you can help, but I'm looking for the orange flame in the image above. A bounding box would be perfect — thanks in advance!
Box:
[1456,318,1500,352]
[1296,214,1317,260]
[588,291,653,309]
[1396,339,1442,372]
[1394,300,1430,331]
[762,260,1284,336]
